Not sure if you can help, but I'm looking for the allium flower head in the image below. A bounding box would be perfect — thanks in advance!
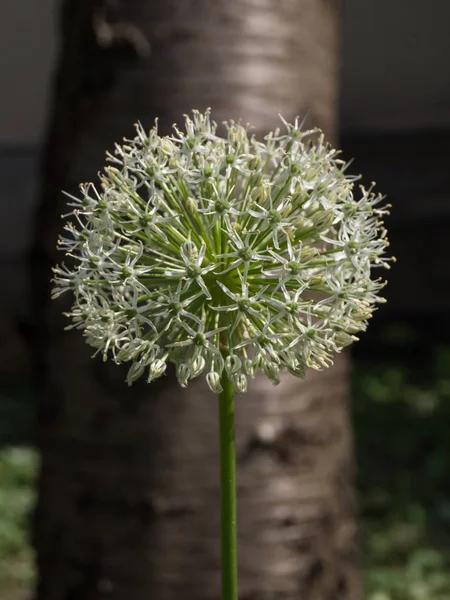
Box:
[52,110,391,393]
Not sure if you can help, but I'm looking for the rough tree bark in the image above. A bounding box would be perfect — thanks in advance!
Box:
[31,1,363,599]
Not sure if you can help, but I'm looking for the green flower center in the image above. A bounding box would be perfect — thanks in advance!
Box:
[168,301,182,314]
[215,199,230,214]
[237,246,253,262]
[286,301,299,313]
[288,261,301,275]
[268,209,282,224]
[139,214,152,227]
[237,299,251,312]
[186,264,202,278]
[193,333,206,346]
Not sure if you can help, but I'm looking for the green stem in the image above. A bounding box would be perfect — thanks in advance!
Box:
[218,369,238,600]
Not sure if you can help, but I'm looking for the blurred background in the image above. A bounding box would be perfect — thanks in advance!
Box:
[0,1,449,599]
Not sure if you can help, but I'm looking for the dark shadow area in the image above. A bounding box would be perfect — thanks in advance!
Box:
[352,322,450,598]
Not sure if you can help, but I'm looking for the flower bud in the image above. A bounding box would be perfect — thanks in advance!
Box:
[228,124,248,146]
[186,197,198,212]
[160,139,176,155]
[335,331,359,348]
[351,307,372,321]
[190,356,206,378]
[243,358,254,377]
[287,362,306,379]
[300,246,318,262]
[249,182,269,205]
[176,363,190,387]
[264,362,280,385]
[126,362,145,386]
[147,358,167,382]
[207,371,223,394]
[233,373,247,393]
[225,354,241,376]
[309,276,324,287]
[312,210,336,231]
[182,241,198,262]
[247,155,262,171]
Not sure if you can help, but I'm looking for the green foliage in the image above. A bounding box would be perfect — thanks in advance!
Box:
[0,383,37,598]
[353,338,450,599]
[0,446,37,594]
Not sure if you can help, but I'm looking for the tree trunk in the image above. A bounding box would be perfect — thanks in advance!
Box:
[31,1,363,599]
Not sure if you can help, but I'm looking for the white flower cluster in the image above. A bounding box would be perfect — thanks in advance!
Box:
[52,110,391,393]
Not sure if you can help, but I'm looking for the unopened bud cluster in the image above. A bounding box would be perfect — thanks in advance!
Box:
[52,110,391,393]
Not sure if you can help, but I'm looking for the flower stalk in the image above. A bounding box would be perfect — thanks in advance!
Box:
[219,365,238,600]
